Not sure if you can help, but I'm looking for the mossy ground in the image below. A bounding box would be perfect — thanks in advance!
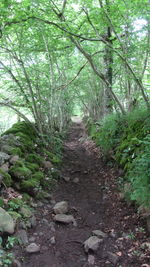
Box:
[88,108,150,208]
[0,168,12,187]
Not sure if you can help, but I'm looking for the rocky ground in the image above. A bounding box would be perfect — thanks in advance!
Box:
[12,122,150,267]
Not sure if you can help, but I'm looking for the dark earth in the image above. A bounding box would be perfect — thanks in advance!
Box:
[14,121,150,267]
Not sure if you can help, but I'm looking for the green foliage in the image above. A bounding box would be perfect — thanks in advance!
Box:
[31,171,44,181]
[21,178,40,190]
[45,151,62,165]
[3,122,36,140]
[89,113,126,155]
[0,169,12,187]
[10,147,23,157]
[9,165,31,180]
[127,135,150,207]
[0,250,14,267]
[26,153,43,165]
[7,198,24,211]
[89,108,150,208]
[0,198,4,208]
[25,162,39,172]
[5,237,18,249]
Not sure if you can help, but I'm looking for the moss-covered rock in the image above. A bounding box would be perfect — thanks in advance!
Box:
[0,169,12,187]
[0,198,4,208]
[45,151,62,165]
[26,153,43,165]
[9,165,31,180]
[10,147,23,157]
[3,122,36,140]
[32,171,44,181]
[22,193,32,202]
[7,198,24,211]
[25,162,39,172]
[21,178,40,191]
[8,211,22,222]
[15,132,34,151]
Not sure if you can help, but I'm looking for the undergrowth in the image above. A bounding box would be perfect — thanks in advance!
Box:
[88,107,150,208]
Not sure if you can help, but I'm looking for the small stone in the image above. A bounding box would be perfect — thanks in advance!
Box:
[50,200,56,205]
[12,259,22,267]
[73,177,79,183]
[0,152,10,165]
[63,176,70,182]
[42,160,53,169]
[26,243,40,253]
[10,155,19,165]
[50,236,56,245]
[107,252,119,264]
[92,230,107,238]
[0,163,9,172]
[49,222,55,232]
[0,207,15,234]
[88,255,95,265]
[42,218,49,224]
[30,216,37,228]
[20,207,32,218]
[53,201,68,214]
[29,237,36,242]
[39,232,44,236]
[84,236,103,253]
[16,230,28,245]
[54,214,75,224]
[141,242,150,251]
[37,201,44,207]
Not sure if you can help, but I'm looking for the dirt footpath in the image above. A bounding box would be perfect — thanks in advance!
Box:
[16,122,149,267]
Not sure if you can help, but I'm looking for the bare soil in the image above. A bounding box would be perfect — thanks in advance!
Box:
[14,122,150,267]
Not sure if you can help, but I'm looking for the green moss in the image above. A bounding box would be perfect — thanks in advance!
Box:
[45,151,62,165]
[21,178,40,190]
[0,169,12,187]
[26,153,43,165]
[32,171,44,181]
[3,121,36,140]
[10,147,23,157]
[14,160,25,167]
[8,211,22,221]
[22,193,31,202]
[8,198,24,208]
[14,132,34,151]
[25,162,39,172]
[0,198,4,208]
[9,165,31,179]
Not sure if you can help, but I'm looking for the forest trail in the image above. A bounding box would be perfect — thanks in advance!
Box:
[16,121,148,267]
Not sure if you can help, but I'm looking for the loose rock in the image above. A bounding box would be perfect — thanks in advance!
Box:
[50,236,56,245]
[20,207,32,218]
[0,207,15,234]
[16,230,28,245]
[92,230,107,238]
[0,152,10,165]
[30,216,37,228]
[54,214,75,224]
[12,259,22,267]
[26,243,40,253]
[63,176,70,182]
[84,236,102,253]
[53,201,68,214]
[10,155,19,165]
[73,177,79,183]
[107,252,119,264]
[0,163,9,172]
